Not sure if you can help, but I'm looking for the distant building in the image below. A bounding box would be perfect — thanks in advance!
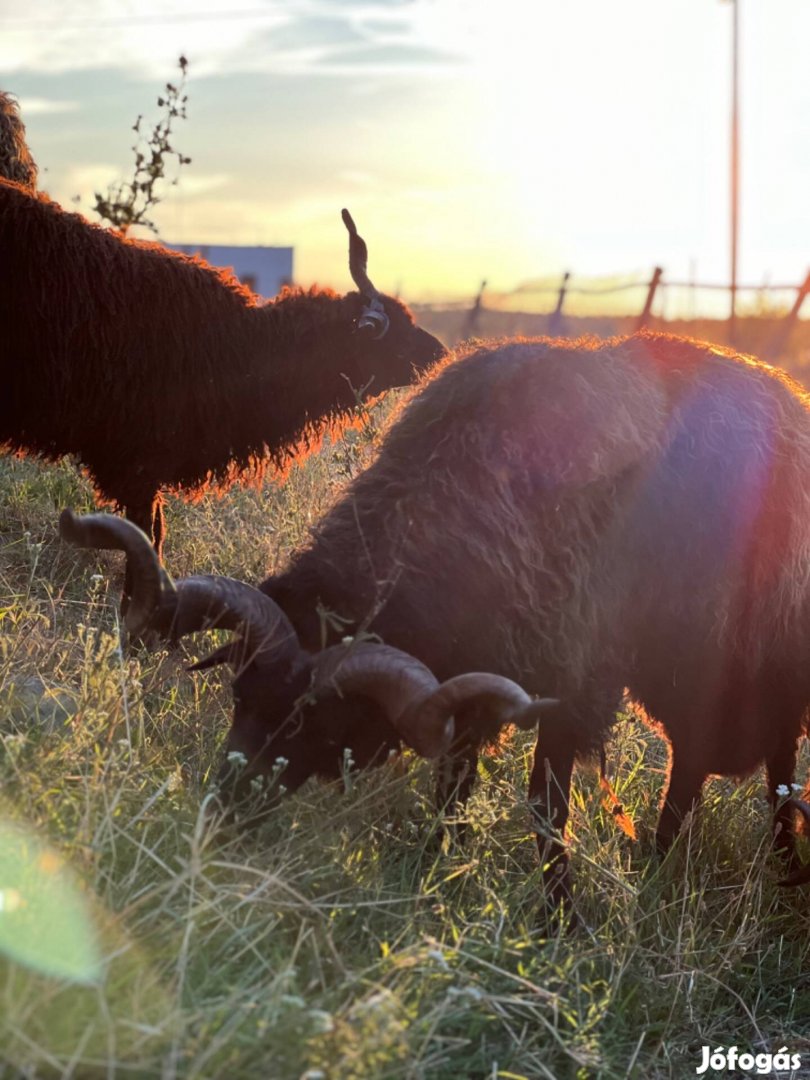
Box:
[169,243,294,299]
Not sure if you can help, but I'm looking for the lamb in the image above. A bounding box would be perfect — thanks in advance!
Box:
[2,179,445,562]
[61,330,810,901]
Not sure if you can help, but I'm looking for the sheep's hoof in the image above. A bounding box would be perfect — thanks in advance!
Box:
[535,859,580,935]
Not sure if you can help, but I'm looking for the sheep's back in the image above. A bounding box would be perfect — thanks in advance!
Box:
[0,179,258,495]
[280,332,810,716]
[613,341,810,695]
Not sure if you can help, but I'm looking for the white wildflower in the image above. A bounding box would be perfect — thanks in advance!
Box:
[447,985,483,1001]
[776,784,790,797]
[308,1009,334,1034]
[428,949,450,970]
[227,750,248,768]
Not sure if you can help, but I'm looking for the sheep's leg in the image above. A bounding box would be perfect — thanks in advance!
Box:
[122,492,164,550]
[121,495,161,612]
[434,736,481,844]
[528,728,577,910]
[150,492,166,563]
[655,748,706,854]
[766,741,799,867]
[527,682,622,918]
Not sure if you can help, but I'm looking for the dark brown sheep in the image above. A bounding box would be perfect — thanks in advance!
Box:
[61,331,810,903]
[2,179,445,561]
[0,93,37,190]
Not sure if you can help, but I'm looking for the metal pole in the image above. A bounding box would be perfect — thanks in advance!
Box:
[767,269,810,359]
[729,0,740,346]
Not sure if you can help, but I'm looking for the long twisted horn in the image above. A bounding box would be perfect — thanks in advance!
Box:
[171,576,299,669]
[310,641,557,759]
[416,672,559,732]
[60,509,169,637]
[342,208,389,339]
[60,510,300,666]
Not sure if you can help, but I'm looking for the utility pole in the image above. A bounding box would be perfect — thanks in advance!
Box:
[729,0,740,345]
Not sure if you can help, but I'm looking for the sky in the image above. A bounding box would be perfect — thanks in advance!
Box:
[2,0,809,307]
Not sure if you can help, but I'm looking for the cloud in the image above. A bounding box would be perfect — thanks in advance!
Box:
[1,0,465,80]
[0,3,289,78]
[53,162,120,206]
[175,172,230,197]
[17,97,79,115]
[308,42,462,71]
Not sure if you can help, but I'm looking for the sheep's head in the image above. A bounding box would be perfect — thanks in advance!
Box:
[60,510,554,820]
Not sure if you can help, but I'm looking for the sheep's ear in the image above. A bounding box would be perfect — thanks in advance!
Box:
[356,300,389,339]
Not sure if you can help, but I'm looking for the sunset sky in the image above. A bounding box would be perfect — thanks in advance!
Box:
[3,0,808,305]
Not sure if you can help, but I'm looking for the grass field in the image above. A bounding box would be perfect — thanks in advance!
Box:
[3,423,810,1079]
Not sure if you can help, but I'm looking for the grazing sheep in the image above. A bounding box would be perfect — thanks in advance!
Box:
[61,331,810,901]
[2,179,445,563]
[0,93,37,190]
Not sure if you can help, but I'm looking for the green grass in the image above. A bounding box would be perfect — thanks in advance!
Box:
[2,450,810,1079]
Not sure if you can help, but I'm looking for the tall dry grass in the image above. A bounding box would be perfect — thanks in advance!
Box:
[2,423,810,1078]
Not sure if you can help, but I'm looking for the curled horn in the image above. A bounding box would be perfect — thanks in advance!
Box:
[417,673,559,732]
[60,509,169,637]
[310,641,558,759]
[342,208,389,340]
[171,576,300,670]
[777,798,810,887]
[60,509,300,667]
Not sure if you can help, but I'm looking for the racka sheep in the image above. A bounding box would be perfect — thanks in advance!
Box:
[0,93,37,189]
[2,179,444,562]
[61,331,810,900]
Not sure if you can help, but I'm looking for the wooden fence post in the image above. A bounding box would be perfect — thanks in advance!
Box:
[767,269,810,359]
[637,267,663,330]
[549,271,570,336]
[462,279,487,339]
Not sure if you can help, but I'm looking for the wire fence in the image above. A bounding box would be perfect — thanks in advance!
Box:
[412,267,810,379]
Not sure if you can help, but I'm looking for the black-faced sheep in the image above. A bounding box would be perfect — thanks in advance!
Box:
[2,179,445,563]
[61,331,810,898]
[0,93,37,190]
